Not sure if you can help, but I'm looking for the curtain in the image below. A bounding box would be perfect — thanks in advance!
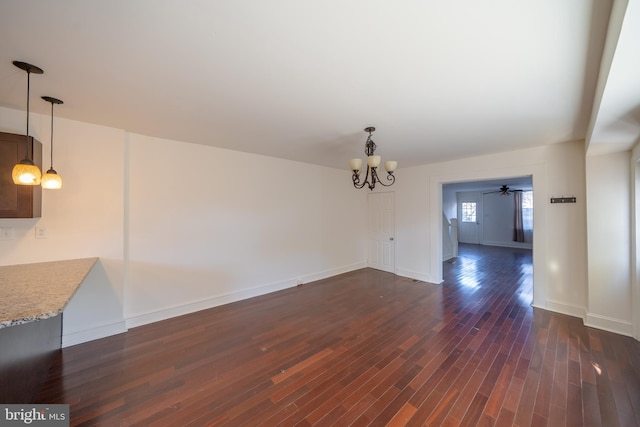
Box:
[513,191,525,242]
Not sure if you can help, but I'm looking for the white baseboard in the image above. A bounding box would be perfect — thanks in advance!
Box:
[544,299,586,319]
[302,261,366,284]
[480,240,533,250]
[585,313,634,337]
[396,268,440,284]
[62,320,127,348]
[126,261,366,329]
[536,301,634,337]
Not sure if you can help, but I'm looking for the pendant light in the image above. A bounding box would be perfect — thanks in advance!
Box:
[12,61,44,185]
[41,96,63,189]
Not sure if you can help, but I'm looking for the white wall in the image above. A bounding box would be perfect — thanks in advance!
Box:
[586,150,632,335]
[393,141,588,319]
[442,187,457,220]
[0,106,367,343]
[482,192,516,244]
[481,192,533,248]
[632,143,640,340]
[0,106,127,346]
[126,134,367,326]
[2,102,634,341]
[442,186,457,260]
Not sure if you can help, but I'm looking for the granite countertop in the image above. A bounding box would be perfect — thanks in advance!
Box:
[0,257,98,329]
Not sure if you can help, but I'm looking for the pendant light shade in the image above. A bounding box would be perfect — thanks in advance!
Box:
[41,168,62,189]
[12,161,41,185]
[12,61,44,186]
[41,96,63,190]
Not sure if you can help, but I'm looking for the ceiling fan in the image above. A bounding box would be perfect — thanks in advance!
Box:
[483,185,523,196]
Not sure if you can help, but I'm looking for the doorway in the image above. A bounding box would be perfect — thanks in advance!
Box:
[442,176,534,303]
[457,194,481,244]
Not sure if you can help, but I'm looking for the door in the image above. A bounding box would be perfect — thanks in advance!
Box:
[457,194,480,244]
[368,192,395,273]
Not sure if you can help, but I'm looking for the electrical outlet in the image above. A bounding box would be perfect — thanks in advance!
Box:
[0,228,13,240]
[35,226,48,239]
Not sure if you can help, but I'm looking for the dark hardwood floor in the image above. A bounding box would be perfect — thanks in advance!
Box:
[35,244,640,426]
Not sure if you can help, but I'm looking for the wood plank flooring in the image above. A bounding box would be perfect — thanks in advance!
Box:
[35,244,640,426]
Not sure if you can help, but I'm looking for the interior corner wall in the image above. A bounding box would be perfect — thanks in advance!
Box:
[0,106,127,347]
[586,150,633,336]
[394,140,588,320]
[125,134,367,327]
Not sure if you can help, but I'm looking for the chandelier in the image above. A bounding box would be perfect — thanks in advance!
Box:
[349,127,397,190]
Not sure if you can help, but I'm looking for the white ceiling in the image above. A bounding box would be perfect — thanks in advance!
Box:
[1,0,638,169]
[586,0,640,155]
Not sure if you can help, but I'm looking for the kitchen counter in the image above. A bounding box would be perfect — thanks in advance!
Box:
[0,257,98,329]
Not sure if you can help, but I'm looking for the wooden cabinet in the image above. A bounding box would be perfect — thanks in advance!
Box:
[0,132,42,218]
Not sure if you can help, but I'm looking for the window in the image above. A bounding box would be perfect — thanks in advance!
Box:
[522,191,533,230]
[461,202,477,223]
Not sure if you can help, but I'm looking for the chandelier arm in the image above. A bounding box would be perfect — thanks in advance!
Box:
[352,166,370,189]
[352,175,367,189]
[375,172,396,187]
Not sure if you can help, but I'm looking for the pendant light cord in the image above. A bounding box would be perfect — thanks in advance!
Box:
[25,69,31,160]
[49,102,54,168]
